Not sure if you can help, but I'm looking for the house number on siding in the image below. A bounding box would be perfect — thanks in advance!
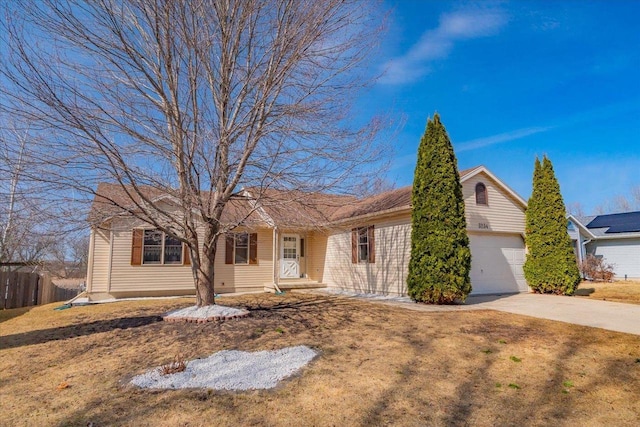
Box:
[478,223,490,229]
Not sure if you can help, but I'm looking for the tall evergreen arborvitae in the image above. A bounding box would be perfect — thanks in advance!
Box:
[523,156,581,295]
[407,114,471,304]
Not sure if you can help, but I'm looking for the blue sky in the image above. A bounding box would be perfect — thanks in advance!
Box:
[359,0,639,214]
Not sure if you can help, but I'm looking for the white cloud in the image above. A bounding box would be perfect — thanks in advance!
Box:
[381,6,508,85]
[456,126,552,152]
[388,124,550,172]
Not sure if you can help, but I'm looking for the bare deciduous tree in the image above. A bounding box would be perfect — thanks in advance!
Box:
[593,185,640,215]
[0,119,87,273]
[1,0,388,305]
[566,201,585,217]
[0,121,57,268]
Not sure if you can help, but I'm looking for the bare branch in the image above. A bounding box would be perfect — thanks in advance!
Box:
[0,0,389,305]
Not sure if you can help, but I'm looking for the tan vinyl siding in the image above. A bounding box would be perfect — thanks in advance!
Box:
[463,173,525,234]
[322,173,527,295]
[89,229,110,293]
[306,231,328,282]
[105,219,273,294]
[213,227,274,292]
[323,212,412,295]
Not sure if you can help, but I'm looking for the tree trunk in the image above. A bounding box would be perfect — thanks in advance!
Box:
[194,228,219,306]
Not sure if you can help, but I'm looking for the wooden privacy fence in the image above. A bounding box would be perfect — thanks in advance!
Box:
[0,272,80,309]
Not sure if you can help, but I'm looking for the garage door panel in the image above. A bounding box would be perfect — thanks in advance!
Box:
[469,234,527,295]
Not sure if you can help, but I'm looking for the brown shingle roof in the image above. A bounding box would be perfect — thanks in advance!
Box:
[90,167,482,228]
[328,166,479,222]
[89,183,267,227]
[330,186,412,221]
[244,188,356,228]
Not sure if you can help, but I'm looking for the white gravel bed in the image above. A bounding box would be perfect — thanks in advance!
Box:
[130,346,318,391]
[164,305,249,320]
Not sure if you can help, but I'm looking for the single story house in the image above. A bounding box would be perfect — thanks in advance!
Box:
[86,165,529,300]
[568,211,640,280]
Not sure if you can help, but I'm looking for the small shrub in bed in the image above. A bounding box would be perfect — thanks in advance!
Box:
[159,354,187,375]
[580,254,615,282]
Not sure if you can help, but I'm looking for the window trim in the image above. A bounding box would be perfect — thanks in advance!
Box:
[351,225,375,264]
[358,227,369,263]
[475,182,488,205]
[137,229,187,266]
[234,232,249,265]
[226,232,258,265]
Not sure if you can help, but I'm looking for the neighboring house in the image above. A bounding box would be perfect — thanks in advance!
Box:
[86,166,529,300]
[568,211,640,280]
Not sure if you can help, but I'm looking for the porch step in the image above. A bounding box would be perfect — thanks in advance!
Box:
[264,280,327,293]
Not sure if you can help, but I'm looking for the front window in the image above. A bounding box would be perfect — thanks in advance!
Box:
[234,233,249,264]
[358,228,369,262]
[163,234,183,264]
[143,230,183,264]
[143,230,163,264]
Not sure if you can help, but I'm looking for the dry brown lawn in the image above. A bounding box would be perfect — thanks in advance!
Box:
[575,280,640,305]
[1,293,639,427]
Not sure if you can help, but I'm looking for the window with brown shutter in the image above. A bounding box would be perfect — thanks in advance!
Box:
[249,233,258,265]
[351,229,358,263]
[132,229,188,266]
[225,234,234,264]
[131,229,143,265]
[352,226,375,264]
[183,244,191,265]
[226,232,258,265]
[367,225,375,263]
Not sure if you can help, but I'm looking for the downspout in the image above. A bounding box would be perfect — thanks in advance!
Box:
[581,239,592,258]
[86,228,96,294]
[107,229,114,294]
[272,227,283,294]
[580,238,592,279]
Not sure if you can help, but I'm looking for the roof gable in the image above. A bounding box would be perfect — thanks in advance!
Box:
[459,166,527,208]
[329,165,526,223]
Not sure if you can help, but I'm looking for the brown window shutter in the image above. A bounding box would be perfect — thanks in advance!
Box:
[368,225,375,263]
[131,229,143,265]
[225,234,234,264]
[249,233,258,265]
[183,244,191,265]
[351,228,358,264]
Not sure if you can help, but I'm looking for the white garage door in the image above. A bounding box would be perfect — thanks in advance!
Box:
[469,234,528,295]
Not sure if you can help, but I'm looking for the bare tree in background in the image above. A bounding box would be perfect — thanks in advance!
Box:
[0,119,87,273]
[566,201,585,217]
[48,234,90,278]
[593,185,640,215]
[1,121,60,269]
[1,0,388,305]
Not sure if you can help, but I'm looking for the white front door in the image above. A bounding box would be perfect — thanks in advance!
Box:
[280,234,300,278]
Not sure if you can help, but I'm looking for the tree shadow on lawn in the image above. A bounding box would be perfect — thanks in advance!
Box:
[360,315,598,426]
[0,315,162,350]
[574,287,595,296]
[0,306,33,323]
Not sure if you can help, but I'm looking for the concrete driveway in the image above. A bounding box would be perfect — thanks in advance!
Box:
[313,289,640,336]
[465,293,640,336]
